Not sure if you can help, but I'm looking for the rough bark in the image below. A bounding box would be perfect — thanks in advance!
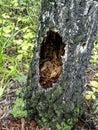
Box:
[24,0,98,129]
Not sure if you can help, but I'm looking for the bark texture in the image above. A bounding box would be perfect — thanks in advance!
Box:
[24,0,98,129]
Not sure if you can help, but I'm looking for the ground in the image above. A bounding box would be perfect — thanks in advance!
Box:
[0,66,98,130]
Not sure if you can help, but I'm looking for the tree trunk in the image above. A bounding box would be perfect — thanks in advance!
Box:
[24,0,98,129]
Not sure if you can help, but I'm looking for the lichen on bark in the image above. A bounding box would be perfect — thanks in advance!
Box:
[23,0,98,129]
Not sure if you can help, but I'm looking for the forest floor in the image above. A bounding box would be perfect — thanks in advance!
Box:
[0,67,98,130]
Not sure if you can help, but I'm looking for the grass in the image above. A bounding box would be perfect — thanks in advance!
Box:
[0,0,41,97]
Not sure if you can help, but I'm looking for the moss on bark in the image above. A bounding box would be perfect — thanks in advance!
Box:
[22,0,98,129]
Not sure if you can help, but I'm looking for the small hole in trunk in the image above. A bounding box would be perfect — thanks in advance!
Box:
[39,30,65,89]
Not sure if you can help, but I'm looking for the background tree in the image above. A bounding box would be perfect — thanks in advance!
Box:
[24,0,98,129]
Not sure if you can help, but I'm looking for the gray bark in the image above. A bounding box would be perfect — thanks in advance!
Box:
[24,0,98,129]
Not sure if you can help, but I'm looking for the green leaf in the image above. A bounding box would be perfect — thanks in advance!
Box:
[0,87,5,98]
[15,74,27,84]
[0,82,8,98]
[94,107,98,114]
[90,81,98,89]
[95,73,98,77]
[85,95,92,100]
[92,95,96,100]
[11,98,27,118]
[95,99,98,105]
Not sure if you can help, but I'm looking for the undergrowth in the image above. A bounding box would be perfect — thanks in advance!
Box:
[0,0,40,97]
[85,38,98,114]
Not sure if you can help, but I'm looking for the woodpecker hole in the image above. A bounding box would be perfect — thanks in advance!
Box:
[39,30,65,89]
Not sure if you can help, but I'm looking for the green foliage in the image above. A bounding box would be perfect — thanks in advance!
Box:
[0,0,41,97]
[85,79,98,100]
[11,97,27,118]
[86,37,98,115]
[90,80,98,89]
[0,86,5,98]
[38,113,72,130]
[94,99,98,114]
[15,73,27,84]
[90,39,98,64]
[11,87,27,118]
[85,71,98,101]
[56,122,71,130]
[0,78,11,98]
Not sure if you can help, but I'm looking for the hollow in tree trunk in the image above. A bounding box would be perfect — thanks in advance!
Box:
[24,0,98,129]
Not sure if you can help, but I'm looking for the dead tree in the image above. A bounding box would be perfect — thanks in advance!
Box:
[24,0,98,129]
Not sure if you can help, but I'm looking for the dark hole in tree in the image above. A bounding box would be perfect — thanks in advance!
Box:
[81,42,86,47]
[39,30,65,89]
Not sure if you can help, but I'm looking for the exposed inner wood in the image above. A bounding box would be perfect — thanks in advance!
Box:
[39,30,65,89]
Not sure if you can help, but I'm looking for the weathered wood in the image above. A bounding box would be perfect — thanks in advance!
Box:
[24,0,98,129]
